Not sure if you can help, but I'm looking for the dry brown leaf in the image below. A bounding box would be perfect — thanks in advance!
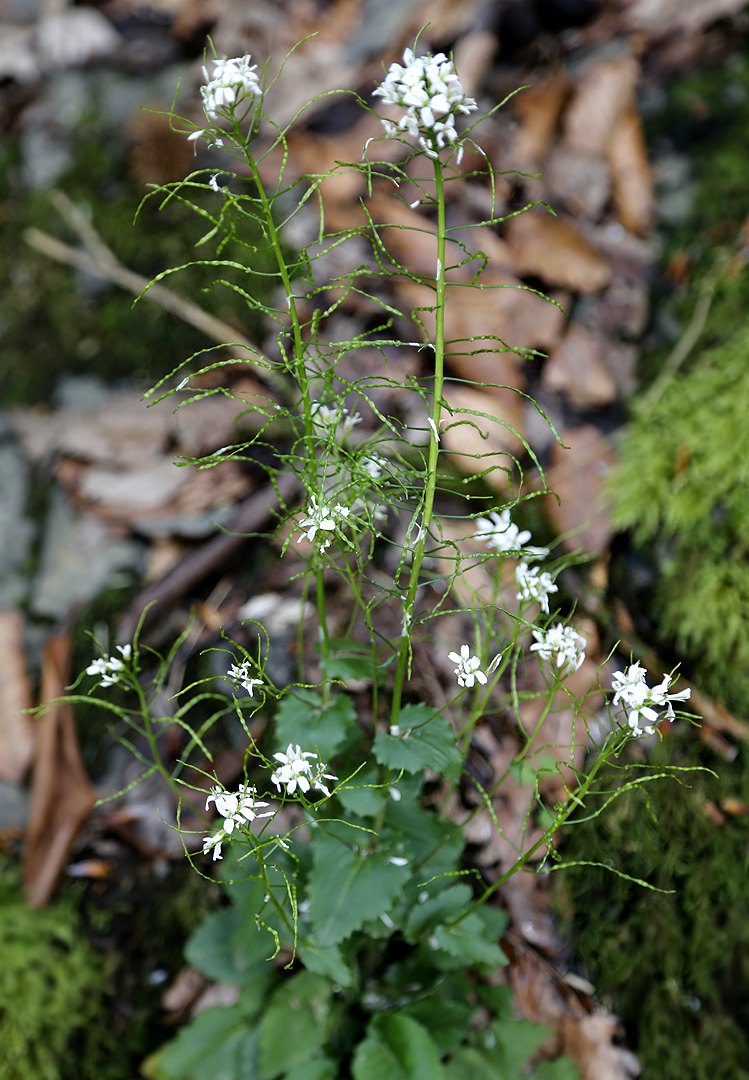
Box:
[24,633,97,907]
[545,146,611,221]
[511,71,573,165]
[452,30,499,99]
[506,213,612,294]
[608,106,654,236]
[560,1013,641,1080]
[563,55,640,156]
[543,324,618,409]
[545,425,617,556]
[0,610,34,784]
[626,0,747,35]
[441,384,527,493]
[400,271,565,386]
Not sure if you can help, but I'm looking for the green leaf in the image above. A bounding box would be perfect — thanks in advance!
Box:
[374,705,462,783]
[534,1058,582,1080]
[386,796,464,878]
[284,1061,337,1080]
[444,1047,497,1080]
[308,831,410,947]
[431,913,507,972]
[337,766,388,818]
[400,978,475,1055]
[153,1006,260,1080]
[297,940,353,987]
[184,909,273,983]
[319,638,388,687]
[404,884,474,940]
[275,691,357,761]
[258,971,333,1080]
[353,1015,445,1080]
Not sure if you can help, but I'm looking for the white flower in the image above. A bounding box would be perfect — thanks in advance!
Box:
[271,744,336,797]
[200,55,261,122]
[85,644,132,688]
[310,402,362,442]
[202,783,273,860]
[475,509,546,558]
[227,658,263,697]
[360,453,386,480]
[611,663,691,736]
[208,173,221,192]
[297,496,350,553]
[530,624,586,676]
[373,48,477,160]
[448,644,487,688]
[515,561,558,614]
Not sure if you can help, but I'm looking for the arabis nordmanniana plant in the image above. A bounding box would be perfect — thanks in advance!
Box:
[66,43,701,1076]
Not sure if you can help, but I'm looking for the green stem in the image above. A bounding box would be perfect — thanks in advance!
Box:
[247,145,330,669]
[390,158,448,729]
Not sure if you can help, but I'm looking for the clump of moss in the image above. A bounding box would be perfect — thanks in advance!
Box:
[0,857,107,1080]
[610,297,749,709]
[557,736,749,1080]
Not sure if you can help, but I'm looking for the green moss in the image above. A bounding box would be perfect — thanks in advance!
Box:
[557,737,749,1080]
[0,120,272,407]
[0,857,107,1080]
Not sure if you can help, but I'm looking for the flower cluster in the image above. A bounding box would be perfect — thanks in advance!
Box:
[227,658,263,698]
[611,662,691,737]
[530,623,586,676]
[475,509,547,559]
[271,744,337,798]
[515,561,558,614]
[448,645,501,689]
[200,55,260,121]
[189,55,261,145]
[297,496,351,553]
[202,783,272,861]
[86,644,132,688]
[373,48,477,160]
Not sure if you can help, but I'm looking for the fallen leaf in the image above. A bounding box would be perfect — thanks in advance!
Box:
[563,55,640,156]
[452,30,499,99]
[626,0,747,35]
[511,72,573,165]
[400,270,565,386]
[506,212,612,294]
[545,425,617,556]
[543,323,618,409]
[546,145,611,221]
[24,633,97,907]
[0,610,34,784]
[441,383,527,493]
[560,1013,641,1080]
[608,106,654,236]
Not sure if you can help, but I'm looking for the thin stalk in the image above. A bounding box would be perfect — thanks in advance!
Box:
[246,144,330,668]
[390,158,448,729]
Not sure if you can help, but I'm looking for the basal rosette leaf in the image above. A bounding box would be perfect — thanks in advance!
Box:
[373,704,462,783]
[353,1015,445,1080]
[308,830,411,947]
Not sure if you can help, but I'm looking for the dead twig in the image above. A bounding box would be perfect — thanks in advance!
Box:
[23,190,286,391]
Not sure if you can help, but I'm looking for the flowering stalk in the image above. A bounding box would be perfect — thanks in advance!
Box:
[390,156,447,731]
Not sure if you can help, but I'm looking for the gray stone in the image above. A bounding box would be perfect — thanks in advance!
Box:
[31,485,144,619]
